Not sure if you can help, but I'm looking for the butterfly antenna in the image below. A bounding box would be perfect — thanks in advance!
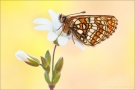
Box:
[66,11,86,17]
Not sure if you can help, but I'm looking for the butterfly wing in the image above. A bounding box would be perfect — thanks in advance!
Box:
[69,15,118,46]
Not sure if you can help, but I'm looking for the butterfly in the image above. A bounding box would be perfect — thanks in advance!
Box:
[58,11,118,46]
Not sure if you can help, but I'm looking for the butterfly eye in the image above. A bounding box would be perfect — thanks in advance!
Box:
[62,17,66,23]
[59,14,63,23]
[59,14,66,23]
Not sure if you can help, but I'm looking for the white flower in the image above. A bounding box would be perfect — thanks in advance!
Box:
[33,9,84,50]
[15,50,29,62]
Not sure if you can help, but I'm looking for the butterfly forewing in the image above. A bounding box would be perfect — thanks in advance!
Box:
[69,15,118,46]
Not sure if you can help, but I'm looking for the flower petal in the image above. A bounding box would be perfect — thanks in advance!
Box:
[58,36,68,46]
[74,38,85,50]
[33,18,52,26]
[48,9,62,30]
[67,34,72,39]
[47,31,58,42]
[64,33,72,39]
[34,25,52,31]
[15,50,29,62]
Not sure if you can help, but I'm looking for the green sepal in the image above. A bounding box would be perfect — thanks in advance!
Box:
[45,50,51,65]
[27,54,40,64]
[41,56,50,73]
[28,54,39,60]
[44,72,51,84]
[25,58,40,67]
[53,74,61,85]
[53,39,59,46]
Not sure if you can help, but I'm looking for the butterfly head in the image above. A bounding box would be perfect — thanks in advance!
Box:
[59,14,66,23]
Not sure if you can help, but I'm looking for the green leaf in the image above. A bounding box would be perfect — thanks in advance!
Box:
[26,58,40,67]
[45,50,51,65]
[53,74,61,85]
[44,72,51,84]
[41,56,50,73]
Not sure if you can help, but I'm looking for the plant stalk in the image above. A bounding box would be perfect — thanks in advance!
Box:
[50,45,57,90]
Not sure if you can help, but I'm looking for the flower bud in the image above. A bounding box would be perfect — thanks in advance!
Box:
[53,73,61,85]
[53,57,63,84]
[15,50,29,62]
[44,72,51,84]
[54,57,63,74]
[15,50,40,67]
[41,56,50,73]
[45,50,51,65]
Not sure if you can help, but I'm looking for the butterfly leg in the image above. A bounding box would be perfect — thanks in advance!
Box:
[58,31,63,37]
[69,27,75,44]
[56,24,66,40]
[58,24,66,37]
[55,31,63,41]
[56,24,62,31]
[72,34,75,44]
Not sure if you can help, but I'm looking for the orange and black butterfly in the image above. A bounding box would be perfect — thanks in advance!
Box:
[59,11,118,46]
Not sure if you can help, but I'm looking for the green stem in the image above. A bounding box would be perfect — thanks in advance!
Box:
[50,45,57,90]
[52,45,57,82]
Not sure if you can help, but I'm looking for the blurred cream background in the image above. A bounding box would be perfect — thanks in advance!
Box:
[1,1,134,89]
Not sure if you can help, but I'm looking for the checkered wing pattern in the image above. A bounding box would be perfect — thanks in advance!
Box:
[70,15,118,46]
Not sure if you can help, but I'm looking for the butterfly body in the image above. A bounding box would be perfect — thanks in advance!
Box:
[59,14,118,46]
